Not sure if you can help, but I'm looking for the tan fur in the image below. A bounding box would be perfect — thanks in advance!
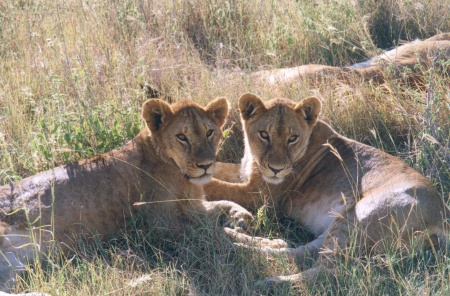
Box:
[213,162,242,183]
[205,93,449,286]
[251,64,346,86]
[0,98,252,294]
[251,33,450,88]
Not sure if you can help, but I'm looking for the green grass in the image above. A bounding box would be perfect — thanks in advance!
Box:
[1,0,450,295]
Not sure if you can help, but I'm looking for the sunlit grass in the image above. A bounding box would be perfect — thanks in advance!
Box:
[1,0,449,295]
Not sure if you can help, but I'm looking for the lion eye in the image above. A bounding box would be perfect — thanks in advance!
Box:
[288,135,299,144]
[259,131,270,141]
[206,129,214,138]
[176,134,188,142]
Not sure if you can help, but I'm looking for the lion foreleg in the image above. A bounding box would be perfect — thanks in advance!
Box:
[264,236,324,261]
[203,178,264,212]
[224,227,289,248]
[213,162,242,183]
[226,227,325,259]
[202,200,254,231]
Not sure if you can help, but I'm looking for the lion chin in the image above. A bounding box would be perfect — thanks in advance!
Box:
[188,174,213,186]
[262,175,284,184]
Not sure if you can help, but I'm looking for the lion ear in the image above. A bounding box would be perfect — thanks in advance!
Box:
[238,93,266,120]
[205,97,229,128]
[294,96,322,126]
[142,99,174,133]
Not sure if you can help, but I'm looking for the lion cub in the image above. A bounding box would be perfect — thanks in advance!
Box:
[205,93,449,285]
[0,98,252,293]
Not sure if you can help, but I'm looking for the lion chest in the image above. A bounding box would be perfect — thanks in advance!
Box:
[285,193,348,236]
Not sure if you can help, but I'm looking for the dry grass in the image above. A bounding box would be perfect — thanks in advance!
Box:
[1,0,450,295]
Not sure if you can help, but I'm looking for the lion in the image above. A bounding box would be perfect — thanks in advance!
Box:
[206,93,449,286]
[250,33,450,88]
[0,98,253,294]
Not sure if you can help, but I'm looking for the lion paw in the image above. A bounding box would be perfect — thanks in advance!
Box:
[224,206,253,231]
[262,238,289,249]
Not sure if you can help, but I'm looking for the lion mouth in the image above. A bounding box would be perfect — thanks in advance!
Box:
[262,175,284,185]
[185,173,213,185]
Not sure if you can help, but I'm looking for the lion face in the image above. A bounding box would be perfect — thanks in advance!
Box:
[142,98,229,185]
[239,93,321,184]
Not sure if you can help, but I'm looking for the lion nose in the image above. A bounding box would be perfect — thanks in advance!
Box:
[268,164,284,175]
[196,162,213,171]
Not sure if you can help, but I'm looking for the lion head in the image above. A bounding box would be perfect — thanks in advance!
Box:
[142,98,229,185]
[239,93,321,184]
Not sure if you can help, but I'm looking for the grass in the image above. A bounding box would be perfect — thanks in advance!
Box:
[1,0,449,295]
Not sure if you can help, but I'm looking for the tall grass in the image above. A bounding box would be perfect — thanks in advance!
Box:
[1,0,449,295]
[357,0,450,48]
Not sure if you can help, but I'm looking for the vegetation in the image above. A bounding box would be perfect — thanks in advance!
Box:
[0,0,449,295]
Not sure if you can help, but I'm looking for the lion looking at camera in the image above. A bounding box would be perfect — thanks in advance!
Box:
[205,93,449,286]
[0,98,252,293]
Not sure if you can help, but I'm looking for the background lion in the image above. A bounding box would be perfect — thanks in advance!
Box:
[206,93,450,286]
[0,98,252,294]
[250,33,450,89]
